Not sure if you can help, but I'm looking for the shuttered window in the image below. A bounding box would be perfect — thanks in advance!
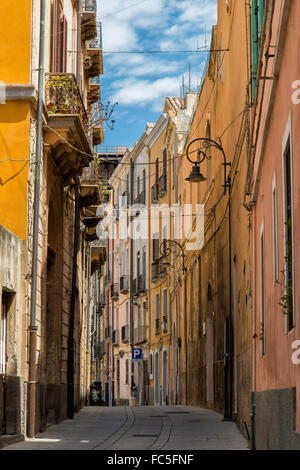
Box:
[251,0,265,99]
[163,289,167,332]
[155,293,160,335]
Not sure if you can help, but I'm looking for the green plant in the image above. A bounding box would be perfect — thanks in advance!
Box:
[259,322,264,341]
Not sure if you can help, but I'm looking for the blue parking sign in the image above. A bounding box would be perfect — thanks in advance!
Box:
[132,348,143,361]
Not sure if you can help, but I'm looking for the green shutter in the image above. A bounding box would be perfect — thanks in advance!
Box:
[251,0,259,99]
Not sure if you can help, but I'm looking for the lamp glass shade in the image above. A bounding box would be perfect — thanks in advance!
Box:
[186,165,207,183]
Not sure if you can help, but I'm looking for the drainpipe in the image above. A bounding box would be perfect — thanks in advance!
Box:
[67,176,80,419]
[76,0,81,85]
[224,177,233,421]
[250,391,256,450]
[129,158,134,385]
[27,0,46,438]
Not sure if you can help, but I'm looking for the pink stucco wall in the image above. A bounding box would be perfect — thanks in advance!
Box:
[252,0,300,430]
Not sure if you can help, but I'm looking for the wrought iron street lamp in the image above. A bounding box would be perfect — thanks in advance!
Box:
[185,138,231,194]
[158,239,187,275]
[185,137,232,421]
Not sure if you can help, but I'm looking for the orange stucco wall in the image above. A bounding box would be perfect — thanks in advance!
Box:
[0,0,32,239]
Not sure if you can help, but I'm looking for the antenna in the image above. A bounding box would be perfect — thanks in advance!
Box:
[189,64,191,91]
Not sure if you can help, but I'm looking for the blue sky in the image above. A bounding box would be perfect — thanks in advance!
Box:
[97,0,217,148]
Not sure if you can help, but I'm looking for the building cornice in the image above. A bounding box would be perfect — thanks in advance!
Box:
[4,84,36,102]
[144,113,168,148]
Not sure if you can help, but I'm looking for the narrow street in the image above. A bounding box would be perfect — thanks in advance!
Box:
[4,406,248,451]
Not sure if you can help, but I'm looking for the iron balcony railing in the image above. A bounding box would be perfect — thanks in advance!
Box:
[151,262,167,283]
[45,73,89,136]
[137,273,146,293]
[121,325,129,343]
[100,341,106,355]
[134,325,147,345]
[134,190,146,206]
[87,22,103,49]
[155,318,160,336]
[82,0,97,12]
[112,329,119,346]
[132,278,137,295]
[105,326,112,339]
[151,182,159,203]
[159,173,167,195]
[120,274,129,294]
[163,316,168,333]
[110,283,119,300]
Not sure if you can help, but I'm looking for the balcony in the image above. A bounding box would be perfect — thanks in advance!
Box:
[159,173,167,197]
[93,125,104,146]
[80,162,102,208]
[120,275,129,294]
[134,325,147,345]
[132,278,137,296]
[105,326,112,340]
[151,261,167,283]
[95,341,106,357]
[137,273,146,294]
[151,182,159,204]
[87,76,101,106]
[84,23,103,78]
[110,283,119,301]
[121,325,129,343]
[96,302,103,315]
[44,73,92,182]
[155,318,160,336]
[81,0,97,41]
[100,341,106,356]
[163,316,168,333]
[112,329,119,346]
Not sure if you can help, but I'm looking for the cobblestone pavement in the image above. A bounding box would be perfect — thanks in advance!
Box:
[3,406,249,450]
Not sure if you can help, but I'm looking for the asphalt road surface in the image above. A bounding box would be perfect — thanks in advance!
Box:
[3,406,248,450]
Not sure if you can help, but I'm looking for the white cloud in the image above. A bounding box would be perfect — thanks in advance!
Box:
[111,76,182,108]
[97,0,218,138]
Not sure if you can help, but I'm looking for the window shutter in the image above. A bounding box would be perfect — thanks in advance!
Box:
[163,290,167,317]
[156,294,160,319]
[251,0,259,99]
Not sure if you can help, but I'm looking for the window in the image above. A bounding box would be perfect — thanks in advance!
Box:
[163,148,167,191]
[137,251,141,278]
[272,174,278,284]
[162,225,167,255]
[163,289,168,332]
[125,359,129,384]
[155,293,160,335]
[142,169,146,200]
[251,0,265,99]
[149,351,153,379]
[153,234,159,261]
[260,224,266,356]
[283,140,294,331]
[155,157,159,183]
[142,247,146,289]
[50,0,68,73]
[116,308,119,330]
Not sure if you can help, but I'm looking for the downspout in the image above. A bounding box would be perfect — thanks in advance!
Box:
[130,158,134,386]
[67,176,80,419]
[76,0,81,84]
[27,0,46,438]
[67,0,82,420]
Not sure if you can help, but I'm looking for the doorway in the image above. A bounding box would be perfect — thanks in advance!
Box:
[154,351,159,405]
[162,349,168,405]
[206,283,214,405]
